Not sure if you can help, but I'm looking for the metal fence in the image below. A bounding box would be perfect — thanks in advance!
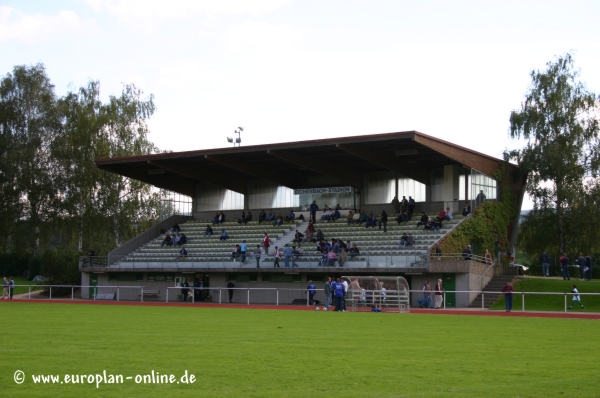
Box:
[7,284,598,313]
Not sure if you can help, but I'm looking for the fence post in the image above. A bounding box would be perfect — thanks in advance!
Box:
[276,288,279,306]
[481,292,484,310]
[522,292,525,312]
[443,291,446,309]
[117,287,120,302]
[28,286,31,300]
[219,288,222,304]
[71,286,74,300]
[50,286,52,300]
[141,288,144,302]
[564,293,567,313]
[247,288,250,305]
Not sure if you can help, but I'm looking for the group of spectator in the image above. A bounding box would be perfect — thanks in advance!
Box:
[415,211,444,231]
[418,279,444,308]
[161,232,187,247]
[320,205,341,222]
[392,195,415,216]
[554,252,593,281]
[398,233,415,247]
[237,211,253,224]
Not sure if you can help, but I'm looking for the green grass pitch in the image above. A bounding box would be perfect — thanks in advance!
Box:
[0,303,598,397]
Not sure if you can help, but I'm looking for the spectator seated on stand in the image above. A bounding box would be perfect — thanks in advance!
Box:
[213,211,225,225]
[398,233,408,247]
[316,229,324,242]
[267,210,275,222]
[237,211,247,224]
[322,207,335,222]
[349,244,360,258]
[285,210,296,223]
[293,230,304,243]
[346,211,354,226]
[318,248,328,267]
[220,229,229,241]
[177,233,187,246]
[416,212,429,229]
[203,225,213,237]
[332,209,341,221]
[432,217,443,231]
[406,233,415,247]
[356,210,367,226]
[395,211,403,224]
[245,211,253,223]
[177,245,188,259]
[365,212,377,228]
[172,233,180,247]
[258,210,266,224]
[171,222,181,233]
[438,208,446,220]
[332,239,341,253]
[444,207,453,221]
[424,219,433,231]
[161,233,172,247]
[462,202,471,217]
[327,248,337,266]
[352,210,361,225]
[272,214,283,226]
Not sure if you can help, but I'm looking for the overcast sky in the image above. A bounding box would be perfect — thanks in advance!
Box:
[2,1,600,208]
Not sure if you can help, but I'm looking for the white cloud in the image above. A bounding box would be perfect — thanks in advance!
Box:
[0,6,97,45]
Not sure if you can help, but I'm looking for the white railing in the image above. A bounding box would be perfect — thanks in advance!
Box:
[7,285,598,313]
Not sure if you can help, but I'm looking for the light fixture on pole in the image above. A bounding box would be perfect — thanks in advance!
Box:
[227,127,243,147]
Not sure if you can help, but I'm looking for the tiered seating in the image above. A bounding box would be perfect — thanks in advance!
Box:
[262,214,464,267]
[111,213,464,269]
[117,220,296,265]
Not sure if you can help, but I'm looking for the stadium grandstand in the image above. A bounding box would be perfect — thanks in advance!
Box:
[80,131,525,307]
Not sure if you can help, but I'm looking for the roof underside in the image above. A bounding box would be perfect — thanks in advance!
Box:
[95,131,515,197]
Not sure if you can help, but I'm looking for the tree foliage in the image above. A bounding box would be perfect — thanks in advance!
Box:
[0,63,166,269]
[506,53,600,255]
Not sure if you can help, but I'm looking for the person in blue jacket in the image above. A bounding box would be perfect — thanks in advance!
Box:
[306,280,316,305]
[332,278,345,311]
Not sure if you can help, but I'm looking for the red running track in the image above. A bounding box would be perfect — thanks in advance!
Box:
[1,299,599,320]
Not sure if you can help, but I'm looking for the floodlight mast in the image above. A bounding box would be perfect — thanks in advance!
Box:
[227,127,243,147]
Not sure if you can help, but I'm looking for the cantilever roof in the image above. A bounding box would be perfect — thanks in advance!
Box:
[95,131,517,197]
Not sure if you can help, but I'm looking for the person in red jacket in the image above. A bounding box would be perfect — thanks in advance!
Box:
[501,282,514,312]
[262,233,270,255]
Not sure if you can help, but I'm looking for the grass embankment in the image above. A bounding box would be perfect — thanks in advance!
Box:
[0,303,598,397]
[489,277,600,311]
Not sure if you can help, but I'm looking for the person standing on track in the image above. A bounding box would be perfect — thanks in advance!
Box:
[332,278,345,311]
[227,280,235,303]
[501,282,514,312]
[434,279,443,309]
